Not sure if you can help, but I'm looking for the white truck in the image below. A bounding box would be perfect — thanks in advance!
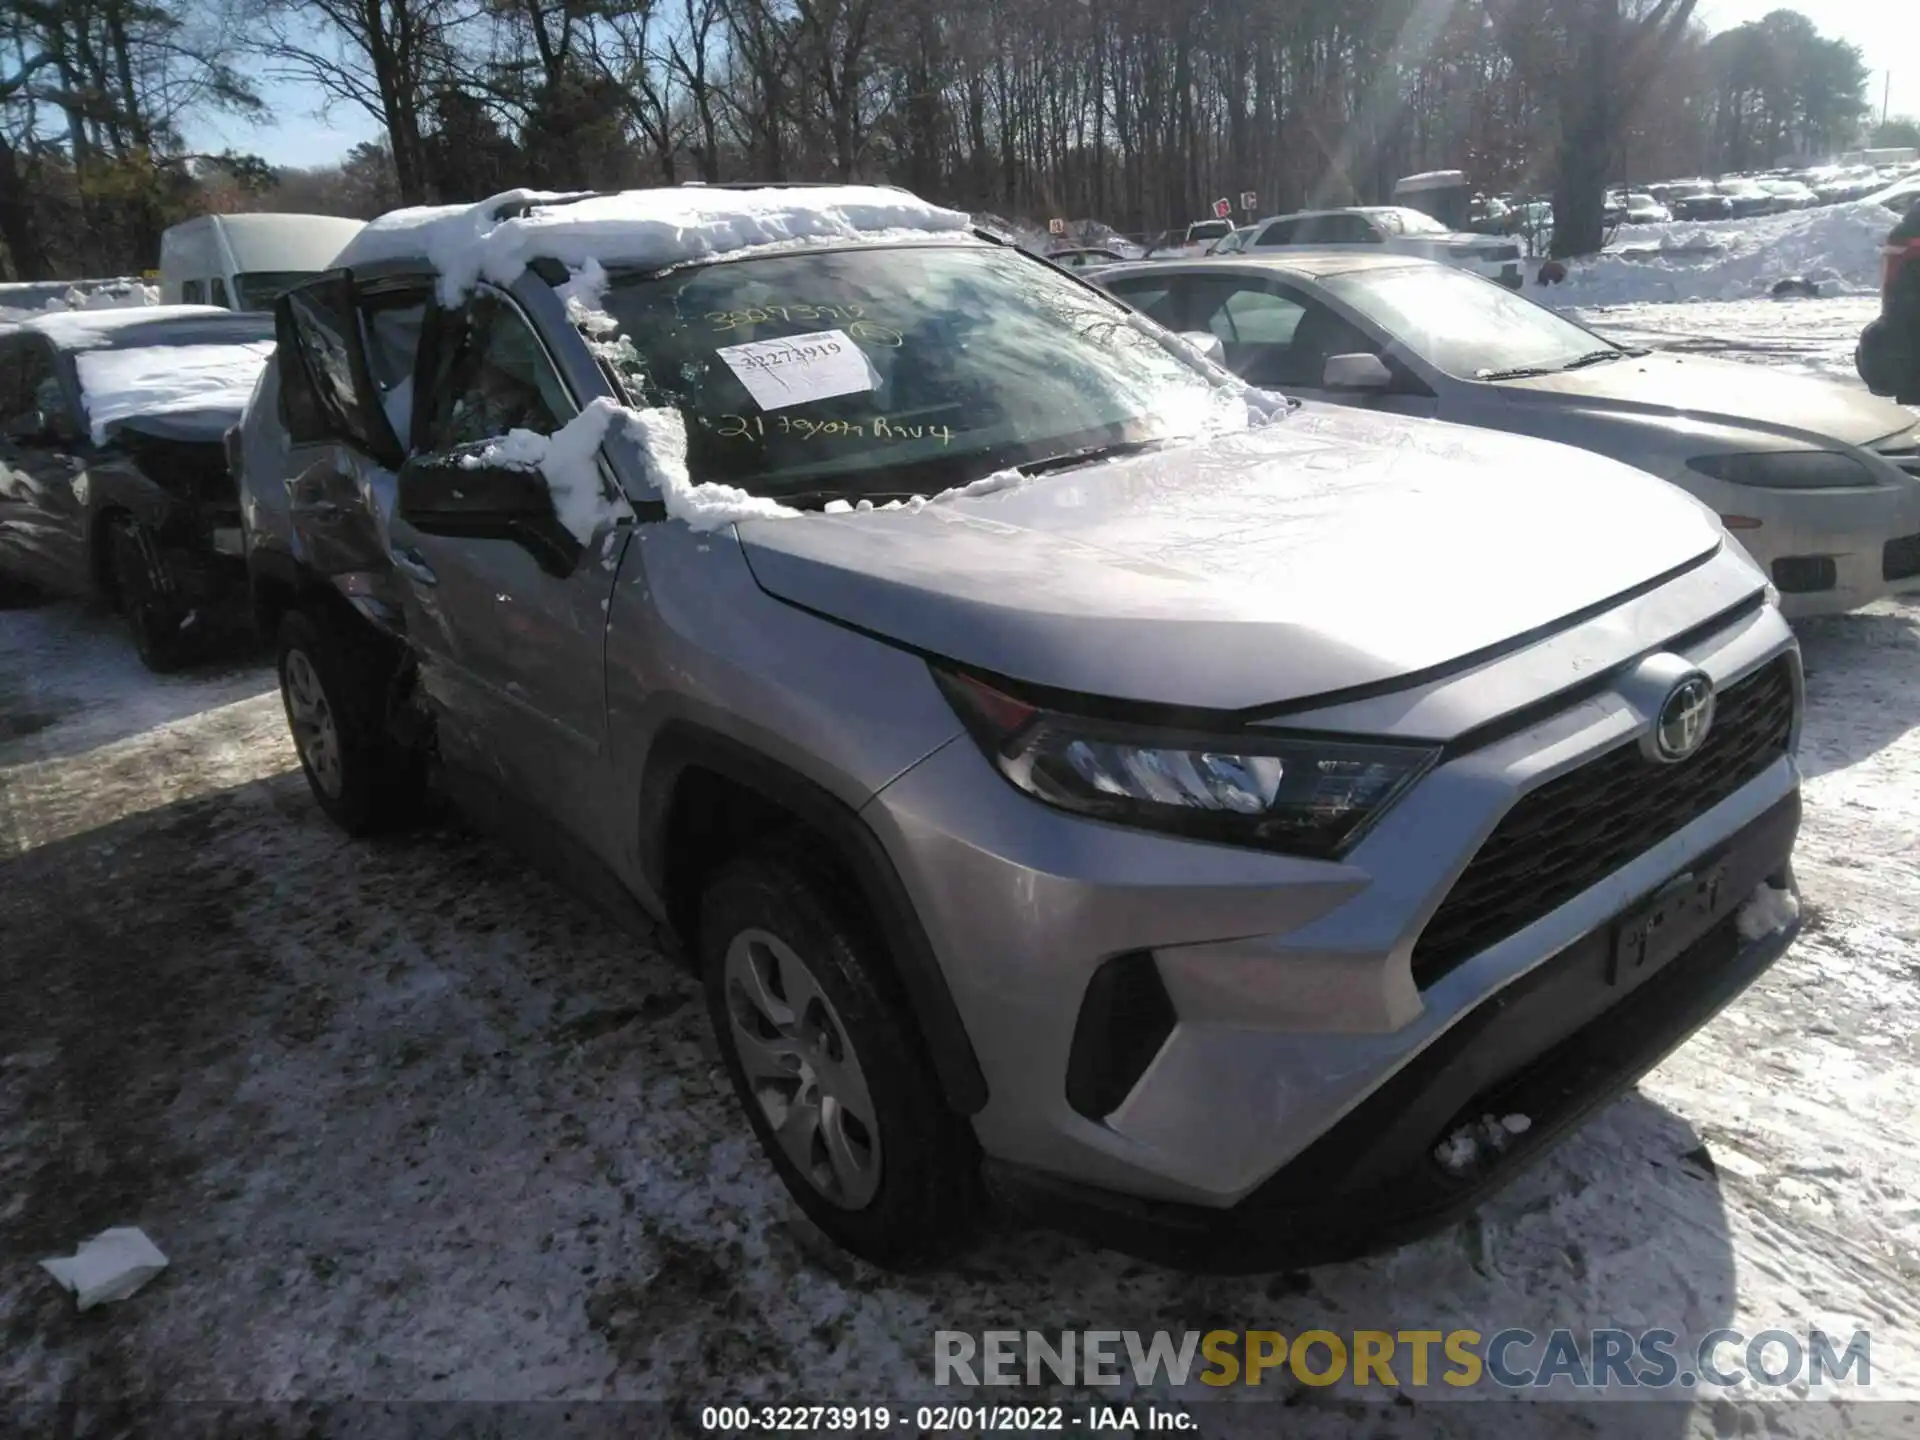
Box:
[158,213,367,312]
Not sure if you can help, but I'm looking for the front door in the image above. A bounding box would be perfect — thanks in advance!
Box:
[387,286,632,841]
[0,337,91,595]
[1153,273,1440,419]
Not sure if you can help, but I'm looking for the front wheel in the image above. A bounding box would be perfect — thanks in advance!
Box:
[107,515,192,672]
[277,607,425,835]
[701,840,982,1269]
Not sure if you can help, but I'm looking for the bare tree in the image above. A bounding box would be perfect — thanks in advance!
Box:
[257,0,476,203]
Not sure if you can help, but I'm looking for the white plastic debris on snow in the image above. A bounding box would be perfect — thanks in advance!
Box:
[75,341,275,444]
[1434,1113,1533,1177]
[40,1227,169,1310]
[334,186,976,305]
[462,398,639,544]
[1736,881,1801,942]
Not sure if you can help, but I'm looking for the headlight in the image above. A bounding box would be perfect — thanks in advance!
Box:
[933,669,1438,858]
[1686,451,1880,490]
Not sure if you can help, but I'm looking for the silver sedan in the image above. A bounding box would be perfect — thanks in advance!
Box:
[1093,252,1920,617]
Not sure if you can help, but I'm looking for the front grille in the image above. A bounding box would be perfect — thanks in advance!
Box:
[1410,655,1796,989]
[1771,555,1837,593]
[1885,533,1920,582]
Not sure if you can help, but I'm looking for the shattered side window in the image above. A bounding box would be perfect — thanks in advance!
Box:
[431,296,572,453]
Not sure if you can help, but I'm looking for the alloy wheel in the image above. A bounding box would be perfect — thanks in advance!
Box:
[283,649,345,799]
[724,926,882,1209]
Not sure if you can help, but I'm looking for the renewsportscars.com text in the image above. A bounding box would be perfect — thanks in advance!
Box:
[935,1328,1872,1392]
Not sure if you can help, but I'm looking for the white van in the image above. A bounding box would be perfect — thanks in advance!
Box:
[158,213,367,312]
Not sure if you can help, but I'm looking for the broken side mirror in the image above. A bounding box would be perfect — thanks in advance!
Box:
[1322,352,1395,391]
[396,446,582,578]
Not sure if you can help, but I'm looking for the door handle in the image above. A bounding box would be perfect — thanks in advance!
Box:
[392,546,438,586]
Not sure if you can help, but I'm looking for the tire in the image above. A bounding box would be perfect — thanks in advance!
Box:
[107,515,193,672]
[277,606,425,835]
[0,570,39,609]
[1857,317,1915,399]
[700,838,982,1269]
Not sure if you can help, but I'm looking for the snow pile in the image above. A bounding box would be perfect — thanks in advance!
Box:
[47,282,160,312]
[74,340,274,443]
[336,186,975,305]
[1434,1113,1532,1177]
[1735,881,1801,942]
[461,399,639,544]
[1551,200,1894,307]
[481,395,1039,537]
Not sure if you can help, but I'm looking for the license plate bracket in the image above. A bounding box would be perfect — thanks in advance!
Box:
[1609,860,1729,986]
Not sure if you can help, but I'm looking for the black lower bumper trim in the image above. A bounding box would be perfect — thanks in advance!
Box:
[986,791,1801,1273]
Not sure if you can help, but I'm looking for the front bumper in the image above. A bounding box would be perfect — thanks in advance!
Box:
[866,567,1800,1209]
[984,794,1800,1271]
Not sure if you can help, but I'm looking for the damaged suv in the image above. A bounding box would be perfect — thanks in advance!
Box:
[235,185,1805,1271]
[0,306,273,666]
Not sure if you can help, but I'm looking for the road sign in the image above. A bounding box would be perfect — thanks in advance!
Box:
[1212,197,1231,219]
[1048,217,1066,236]
[1240,190,1258,212]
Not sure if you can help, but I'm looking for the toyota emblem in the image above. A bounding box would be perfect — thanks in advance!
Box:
[1653,674,1715,762]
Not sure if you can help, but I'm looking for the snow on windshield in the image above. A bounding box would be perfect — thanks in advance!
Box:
[74,340,274,443]
[335,185,976,306]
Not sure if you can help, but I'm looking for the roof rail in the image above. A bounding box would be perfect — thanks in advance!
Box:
[487,190,617,222]
[678,180,910,193]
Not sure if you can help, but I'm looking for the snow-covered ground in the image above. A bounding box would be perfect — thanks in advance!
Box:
[1547,200,1896,307]
[4,307,1920,1436]
[1572,295,1880,388]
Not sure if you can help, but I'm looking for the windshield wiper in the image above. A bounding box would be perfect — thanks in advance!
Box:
[1016,438,1169,477]
[1559,347,1646,370]
[1474,363,1560,381]
[1478,347,1650,381]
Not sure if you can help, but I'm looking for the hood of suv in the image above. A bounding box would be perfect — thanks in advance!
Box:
[735,409,1725,713]
[1492,351,1912,449]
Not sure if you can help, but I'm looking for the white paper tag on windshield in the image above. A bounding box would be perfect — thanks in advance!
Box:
[716,328,879,412]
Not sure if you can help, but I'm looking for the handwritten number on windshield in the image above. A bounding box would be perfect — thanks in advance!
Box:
[708,303,867,332]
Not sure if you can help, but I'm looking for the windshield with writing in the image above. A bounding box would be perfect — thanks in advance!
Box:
[1327,265,1614,379]
[587,243,1244,503]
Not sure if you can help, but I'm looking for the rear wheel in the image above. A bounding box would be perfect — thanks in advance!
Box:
[277,606,424,835]
[700,840,982,1269]
[107,515,192,672]
[0,570,39,609]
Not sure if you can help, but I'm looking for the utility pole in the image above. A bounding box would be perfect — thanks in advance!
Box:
[1887,71,1893,128]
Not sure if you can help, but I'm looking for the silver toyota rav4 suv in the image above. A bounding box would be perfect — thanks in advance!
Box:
[234,185,1804,1272]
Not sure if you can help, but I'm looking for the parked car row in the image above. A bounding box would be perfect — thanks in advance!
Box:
[0,183,1847,1275]
[1207,206,1526,288]
[1643,163,1920,224]
[0,307,274,664]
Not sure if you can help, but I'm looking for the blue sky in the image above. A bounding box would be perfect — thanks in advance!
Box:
[185,3,1917,172]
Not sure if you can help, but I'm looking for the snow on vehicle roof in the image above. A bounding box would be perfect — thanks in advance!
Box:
[1394,170,1468,190]
[333,184,977,304]
[4,303,233,348]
